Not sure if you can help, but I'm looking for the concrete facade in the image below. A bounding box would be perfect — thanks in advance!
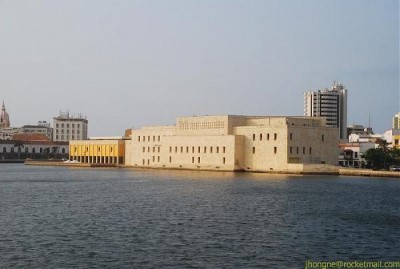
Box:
[53,112,88,142]
[125,115,339,173]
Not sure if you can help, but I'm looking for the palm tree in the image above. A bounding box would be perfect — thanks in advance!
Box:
[13,141,24,160]
[50,146,59,159]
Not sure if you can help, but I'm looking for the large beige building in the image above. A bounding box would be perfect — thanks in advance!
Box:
[125,115,339,173]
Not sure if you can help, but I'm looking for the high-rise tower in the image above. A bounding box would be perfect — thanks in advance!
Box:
[304,82,348,140]
[0,101,10,128]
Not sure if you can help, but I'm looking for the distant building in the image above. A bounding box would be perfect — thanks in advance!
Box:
[0,101,10,128]
[0,127,19,140]
[53,112,88,142]
[347,124,373,138]
[304,81,347,140]
[123,115,339,173]
[393,112,400,129]
[19,122,53,141]
[0,140,68,160]
[393,135,400,148]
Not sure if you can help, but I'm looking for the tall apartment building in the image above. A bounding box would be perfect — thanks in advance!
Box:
[53,112,88,142]
[304,81,347,140]
[393,112,400,129]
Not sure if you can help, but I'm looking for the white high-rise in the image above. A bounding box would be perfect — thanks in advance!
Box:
[304,82,348,140]
[53,112,88,142]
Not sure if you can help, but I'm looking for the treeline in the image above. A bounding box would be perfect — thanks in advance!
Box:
[362,140,400,169]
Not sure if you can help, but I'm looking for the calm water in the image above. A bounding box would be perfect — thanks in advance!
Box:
[0,164,399,268]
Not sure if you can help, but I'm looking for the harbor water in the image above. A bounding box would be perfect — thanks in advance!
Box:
[0,164,399,268]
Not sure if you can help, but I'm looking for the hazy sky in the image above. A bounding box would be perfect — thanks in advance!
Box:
[0,0,398,136]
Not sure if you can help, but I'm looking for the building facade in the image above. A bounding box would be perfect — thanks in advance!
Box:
[69,137,126,164]
[53,112,88,142]
[393,112,400,129]
[20,124,53,141]
[304,82,348,140]
[125,115,339,173]
[0,140,68,160]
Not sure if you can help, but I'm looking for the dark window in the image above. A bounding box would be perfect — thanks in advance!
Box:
[260,134,263,141]
[309,147,312,154]
[322,134,325,142]
[253,147,255,154]
[274,147,277,154]
[252,134,256,141]
[290,133,293,140]
[274,133,277,140]
[267,133,270,140]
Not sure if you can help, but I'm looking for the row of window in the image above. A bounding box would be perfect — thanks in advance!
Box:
[138,135,161,142]
[142,156,226,165]
[289,146,312,155]
[2,147,66,154]
[179,121,225,130]
[252,133,278,141]
[169,146,226,154]
[143,146,161,153]
[55,123,81,128]
[73,146,115,154]
[56,129,81,134]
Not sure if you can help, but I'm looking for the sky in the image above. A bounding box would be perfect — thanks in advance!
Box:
[0,0,398,136]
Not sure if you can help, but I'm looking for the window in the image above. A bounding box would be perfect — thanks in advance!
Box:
[223,147,226,153]
[169,156,172,163]
[192,157,194,163]
[290,133,293,140]
[181,146,183,153]
[198,147,200,153]
[144,136,146,142]
[290,147,293,154]
[274,133,277,140]
[252,134,256,141]
[169,146,172,153]
[25,148,29,153]
[223,157,226,164]
[11,147,14,153]
[260,134,263,141]
[297,147,299,154]
[2,147,6,153]
[62,148,65,154]
[192,147,195,153]
[157,156,160,162]
[186,147,189,153]
[158,147,160,153]
[355,152,358,158]
[303,147,306,154]
[309,147,312,154]
[175,147,177,153]
[322,134,325,142]
[158,136,160,142]
[148,147,150,152]
[143,159,145,165]
[210,147,213,153]
[267,133,270,140]
[138,136,141,142]
[274,147,277,154]
[252,147,255,154]
[153,136,155,142]
[153,147,155,153]
[153,156,155,162]
[198,157,200,163]
[216,147,219,153]
[204,147,206,153]
[148,136,150,141]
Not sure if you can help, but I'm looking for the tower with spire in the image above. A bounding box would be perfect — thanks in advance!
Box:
[0,101,10,128]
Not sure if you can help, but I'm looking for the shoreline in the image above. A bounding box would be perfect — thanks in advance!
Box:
[23,160,400,178]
